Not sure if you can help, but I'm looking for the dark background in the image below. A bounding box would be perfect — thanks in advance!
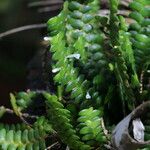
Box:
[0,0,62,110]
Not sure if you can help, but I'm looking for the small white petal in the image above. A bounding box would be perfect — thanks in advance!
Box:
[44,36,50,41]
[86,92,91,99]
[66,54,80,60]
[147,70,150,73]
[52,68,61,73]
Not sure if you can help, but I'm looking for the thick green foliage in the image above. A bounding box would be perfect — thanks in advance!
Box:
[15,91,36,110]
[67,0,109,108]
[48,2,89,105]
[128,0,150,102]
[48,0,107,109]
[77,107,107,146]
[44,92,91,150]
[0,125,46,150]
[0,123,29,131]
[50,31,87,105]
[109,0,135,111]
[0,0,149,149]
[129,0,150,72]
[119,16,140,88]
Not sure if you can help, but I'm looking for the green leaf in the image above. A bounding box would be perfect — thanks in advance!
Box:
[0,106,6,118]
[10,93,20,116]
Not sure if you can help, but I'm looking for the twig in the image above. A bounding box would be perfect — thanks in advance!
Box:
[19,115,32,126]
[4,107,38,119]
[5,107,39,126]
[0,23,46,39]
[140,70,144,94]
[45,142,59,150]
[28,0,63,8]
[101,118,108,136]
[38,5,62,13]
